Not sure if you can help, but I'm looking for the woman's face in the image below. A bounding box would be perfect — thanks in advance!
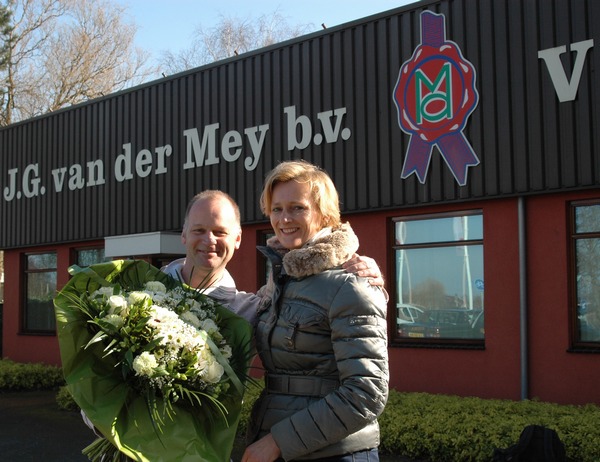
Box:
[269,180,324,250]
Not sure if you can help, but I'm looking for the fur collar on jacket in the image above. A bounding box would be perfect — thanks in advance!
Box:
[266,222,359,278]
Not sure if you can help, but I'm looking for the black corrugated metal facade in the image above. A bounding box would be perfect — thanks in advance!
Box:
[0,0,598,249]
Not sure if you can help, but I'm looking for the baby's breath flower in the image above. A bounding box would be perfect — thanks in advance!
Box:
[151,293,168,305]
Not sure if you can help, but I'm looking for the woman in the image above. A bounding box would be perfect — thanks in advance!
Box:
[242,160,389,462]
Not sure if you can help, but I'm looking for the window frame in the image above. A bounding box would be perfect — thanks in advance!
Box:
[22,251,57,335]
[389,210,485,349]
[568,199,600,352]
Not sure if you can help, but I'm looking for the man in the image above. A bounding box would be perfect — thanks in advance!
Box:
[162,190,385,323]
[162,190,259,322]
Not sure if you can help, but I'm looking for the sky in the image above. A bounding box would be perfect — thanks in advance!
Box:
[115,0,418,61]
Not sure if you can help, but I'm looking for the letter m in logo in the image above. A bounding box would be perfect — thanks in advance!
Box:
[415,62,452,124]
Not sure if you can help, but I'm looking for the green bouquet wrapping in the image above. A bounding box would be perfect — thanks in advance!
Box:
[54,260,254,462]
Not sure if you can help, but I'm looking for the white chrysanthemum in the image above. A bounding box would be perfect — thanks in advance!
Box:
[149,305,179,322]
[103,314,125,329]
[219,344,232,359]
[108,295,128,315]
[200,318,219,334]
[180,311,201,328]
[164,330,187,349]
[133,351,158,377]
[94,287,115,298]
[194,352,209,372]
[145,281,167,293]
[129,291,151,305]
[149,307,204,352]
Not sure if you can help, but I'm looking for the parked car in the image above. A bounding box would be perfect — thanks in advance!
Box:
[396,304,425,324]
[397,308,484,339]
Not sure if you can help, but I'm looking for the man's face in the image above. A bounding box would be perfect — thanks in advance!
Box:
[181,197,241,286]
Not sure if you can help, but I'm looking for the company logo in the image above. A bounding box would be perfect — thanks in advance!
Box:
[394,11,479,186]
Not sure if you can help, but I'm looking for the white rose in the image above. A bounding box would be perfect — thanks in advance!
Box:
[203,359,224,383]
[108,295,128,315]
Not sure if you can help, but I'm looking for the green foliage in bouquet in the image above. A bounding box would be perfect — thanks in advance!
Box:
[54,260,254,462]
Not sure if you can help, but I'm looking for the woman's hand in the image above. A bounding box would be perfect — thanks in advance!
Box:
[241,433,282,462]
[343,254,385,287]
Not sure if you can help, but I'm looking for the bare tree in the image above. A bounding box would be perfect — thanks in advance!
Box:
[160,9,314,75]
[0,0,155,125]
[0,4,10,68]
[413,278,447,309]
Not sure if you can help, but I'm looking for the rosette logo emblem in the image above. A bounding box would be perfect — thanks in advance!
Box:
[394,10,480,186]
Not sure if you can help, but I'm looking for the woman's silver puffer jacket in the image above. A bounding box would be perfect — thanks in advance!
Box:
[250,224,389,461]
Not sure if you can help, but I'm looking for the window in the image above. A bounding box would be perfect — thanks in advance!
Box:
[570,201,600,349]
[24,252,57,333]
[76,248,109,267]
[392,212,484,346]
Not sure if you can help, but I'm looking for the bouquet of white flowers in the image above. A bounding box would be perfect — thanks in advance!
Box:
[54,260,253,462]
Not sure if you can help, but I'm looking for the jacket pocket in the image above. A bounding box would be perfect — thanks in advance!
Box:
[281,311,327,350]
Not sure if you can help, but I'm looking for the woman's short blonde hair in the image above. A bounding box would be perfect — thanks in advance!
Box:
[260,160,341,228]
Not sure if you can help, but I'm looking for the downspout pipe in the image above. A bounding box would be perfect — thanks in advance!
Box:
[518,196,529,400]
